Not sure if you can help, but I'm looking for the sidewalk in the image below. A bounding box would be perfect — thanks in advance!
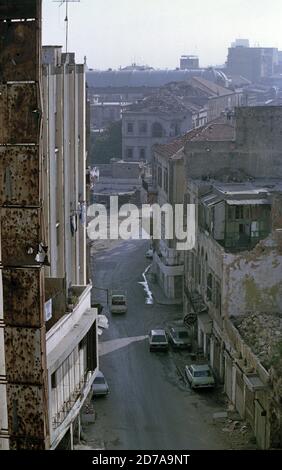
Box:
[145,266,183,306]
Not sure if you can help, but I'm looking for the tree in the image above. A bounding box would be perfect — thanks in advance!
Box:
[89,121,122,165]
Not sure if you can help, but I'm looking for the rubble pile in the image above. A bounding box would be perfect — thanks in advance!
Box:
[235,313,282,370]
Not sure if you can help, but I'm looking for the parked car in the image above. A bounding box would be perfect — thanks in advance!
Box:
[145,248,153,259]
[167,325,191,350]
[149,329,169,351]
[185,364,215,389]
[92,371,109,396]
[110,292,127,314]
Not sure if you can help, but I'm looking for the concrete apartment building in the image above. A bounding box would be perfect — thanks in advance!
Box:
[183,106,282,448]
[42,46,98,450]
[0,3,98,450]
[227,45,279,83]
[0,1,49,450]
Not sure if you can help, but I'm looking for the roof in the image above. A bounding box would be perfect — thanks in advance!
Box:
[189,76,235,97]
[154,127,203,159]
[189,121,235,141]
[86,68,223,89]
[126,92,199,115]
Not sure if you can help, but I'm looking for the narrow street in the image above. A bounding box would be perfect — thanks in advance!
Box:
[83,239,233,450]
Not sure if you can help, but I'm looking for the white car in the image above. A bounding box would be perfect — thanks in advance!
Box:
[110,294,127,314]
[185,364,215,389]
[145,249,153,259]
[149,329,169,351]
[167,325,191,350]
[92,371,109,397]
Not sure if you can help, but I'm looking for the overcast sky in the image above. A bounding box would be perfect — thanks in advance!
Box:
[42,0,282,70]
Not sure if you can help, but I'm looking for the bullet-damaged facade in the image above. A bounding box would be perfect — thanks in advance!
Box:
[183,106,282,448]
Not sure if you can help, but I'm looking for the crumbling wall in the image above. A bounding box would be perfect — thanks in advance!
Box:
[223,236,282,317]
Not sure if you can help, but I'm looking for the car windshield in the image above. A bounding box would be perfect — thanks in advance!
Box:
[94,377,105,384]
[112,297,126,305]
[178,331,188,339]
[153,335,166,342]
[194,370,211,377]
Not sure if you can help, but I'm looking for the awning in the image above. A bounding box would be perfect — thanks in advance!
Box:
[198,312,212,335]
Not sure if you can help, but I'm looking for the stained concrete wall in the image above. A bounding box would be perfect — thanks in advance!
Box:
[223,236,282,317]
[185,107,282,180]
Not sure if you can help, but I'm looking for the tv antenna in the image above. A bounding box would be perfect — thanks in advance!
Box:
[53,0,81,53]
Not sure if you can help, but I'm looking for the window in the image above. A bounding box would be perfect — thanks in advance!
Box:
[251,221,259,237]
[139,148,146,160]
[51,372,57,389]
[139,121,147,134]
[235,206,244,219]
[127,122,134,134]
[157,166,162,187]
[164,168,168,193]
[215,281,221,310]
[152,122,163,137]
[207,273,212,301]
[126,147,133,160]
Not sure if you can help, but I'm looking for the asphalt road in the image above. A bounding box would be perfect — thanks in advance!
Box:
[85,239,229,450]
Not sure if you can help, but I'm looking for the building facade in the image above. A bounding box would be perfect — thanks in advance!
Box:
[183,106,282,448]
[227,46,279,83]
[42,46,99,449]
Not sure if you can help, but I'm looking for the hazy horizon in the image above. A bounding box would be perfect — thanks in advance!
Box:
[42,0,282,70]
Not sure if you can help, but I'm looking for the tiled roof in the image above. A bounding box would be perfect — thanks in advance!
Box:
[127,92,200,115]
[188,116,235,141]
[154,128,202,159]
[189,76,235,97]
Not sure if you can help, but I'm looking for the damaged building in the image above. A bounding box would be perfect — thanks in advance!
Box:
[183,106,282,448]
[0,4,98,450]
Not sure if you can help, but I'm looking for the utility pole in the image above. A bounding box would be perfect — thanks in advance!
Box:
[53,0,81,53]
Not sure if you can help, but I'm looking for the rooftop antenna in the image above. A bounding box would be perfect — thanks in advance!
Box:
[53,0,81,53]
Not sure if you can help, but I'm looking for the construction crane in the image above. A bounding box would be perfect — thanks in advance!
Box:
[53,0,81,53]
